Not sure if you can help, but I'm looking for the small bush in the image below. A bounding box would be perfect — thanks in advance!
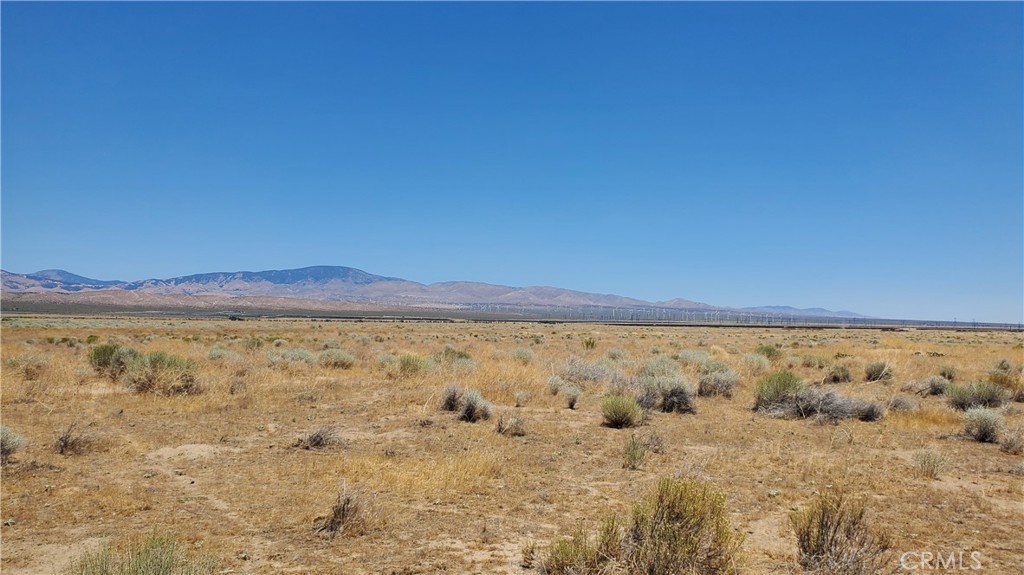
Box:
[660,379,696,414]
[89,344,140,381]
[314,485,375,539]
[65,532,216,575]
[622,434,648,470]
[946,382,1009,410]
[698,370,738,398]
[124,352,201,395]
[601,395,643,428]
[939,366,957,381]
[564,385,581,410]
[294,425,339,450]
[53,423,90,456]
[864,362,893,382]
[963,407,1002,443]
[318,349,355,369]
[441,384,462,411]
[633,379,660,411]
[824,365,852,384]
[496,413,527,437]
[741,353,770,374]
[1001,428,1024,455]
[802,355,829,369]
[699,358,730,375]
[282,347,316,364]
[637,356,678,378]
[887,395,916,411]
[547,376,564,395]
[581,336,598,350]
[560,357,607,384]
[459,389,492,423]
[510,348,534,365]
[1,426,26,464]
[790,488,892,575]
[753,371,805,412]
[606,348,626,361]
[676,349,710,367]
[913,449,951,479]
[207,346,241,362]
[754,344,783,362]
[923,375,951,396]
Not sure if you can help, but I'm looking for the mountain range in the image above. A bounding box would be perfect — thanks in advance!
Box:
[0,265,870,319]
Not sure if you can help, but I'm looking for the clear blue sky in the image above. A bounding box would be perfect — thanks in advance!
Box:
[2,2,1021,323]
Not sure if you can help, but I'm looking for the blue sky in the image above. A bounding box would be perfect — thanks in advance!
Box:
[2,2,1021,323]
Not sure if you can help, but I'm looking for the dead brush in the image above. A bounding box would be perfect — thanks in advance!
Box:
[314,484,376,539]
[53,423,91,456]
[496,412,527,437]
[294,425,339,450]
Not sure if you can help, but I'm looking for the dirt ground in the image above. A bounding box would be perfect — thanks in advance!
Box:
[1,316,1022,574]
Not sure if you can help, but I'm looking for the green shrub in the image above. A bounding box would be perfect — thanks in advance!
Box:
[946,382,1009,410]
[864,362,893,382]
[824,365,852,384]
[790,488,892,575]
[124,351,201,395]
[318,349,355,369]
[85,335,100,344]
[64,532,216,575]
[1,426,26,464]
[601,395,643,428]
[89,344,140,381]
[753,371,805,412]
[581,336,598,350]
[754,344,783,362]
[622,434,648,470]
[963,407,1002,443]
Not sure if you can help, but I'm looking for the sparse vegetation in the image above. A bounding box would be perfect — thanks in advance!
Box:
[790,488,892,575]
[293,425,339,450]
[459,389,492,422]
[317,349,355,369]
[124,351,201,395]
[64,533,217,575]
[314,485,375,539]
[698,369,738,398]
[999,427,1024,455]
[946,381,1009,410]
[741,353,770,374]
[564,385,581,409]
[622,433,648,470]
[496,413,527,437]
[753,371,805,412]
[824,364,852,384]
[53,423,90,455]
[754,343,783,362]
[864,362,893,382]
[913,449,951,479]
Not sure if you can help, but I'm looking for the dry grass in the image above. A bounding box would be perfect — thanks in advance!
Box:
[0,317,1021,574]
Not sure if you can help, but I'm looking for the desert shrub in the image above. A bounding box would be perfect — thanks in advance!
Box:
[676,349,710,367]
[923,375,951,396]
[89,344,140,381]
[539,477,740,575]
[581,336,598,350]
[887,395,916,411]
[802,355,829,369]
[318,349,355,369]
[606,348,626,361]
[633,379,661,410]
[53,423,90,456]
[741,353,770,374]
[436,344,471,364]
[560,357,607,384]
[124,352,201,395]
[1000,428,1024,455]
[864,362,893,382]
[1,426,26,464]
[939,366,957,381]
[548,376,564,395]
[314,485,375,539]
[824,365,852,384]
[946,382,1008,410]
[698,370,738,398]
[207,346,241,362]
[564,385,581,410]
[65,532,216,575]
[515,391,530,407]
[855,401,886,422]
[790,488,891,575]
[496,413,527,437]
[913,449,951,479]
[754,343,783,362]
[637,356,678,378]
[459,389,492,423]
[440,383,462,411]
[622,434,648,470]
[753,371,805,412]
[628,477,743,575]
[85,335,100,344]
[294,425,338,450]
[282,347,316,364]
[963,407,1002,443]
[510,348,534,365]
[601,395,643,428]
[660,379,696,414]
[398,353,432,377]
[699,358,730,375]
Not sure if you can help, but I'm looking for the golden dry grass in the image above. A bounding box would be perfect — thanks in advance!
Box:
[1,316,1022,574]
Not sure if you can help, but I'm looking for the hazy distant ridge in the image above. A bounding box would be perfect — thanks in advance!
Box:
[0,266,870,318]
